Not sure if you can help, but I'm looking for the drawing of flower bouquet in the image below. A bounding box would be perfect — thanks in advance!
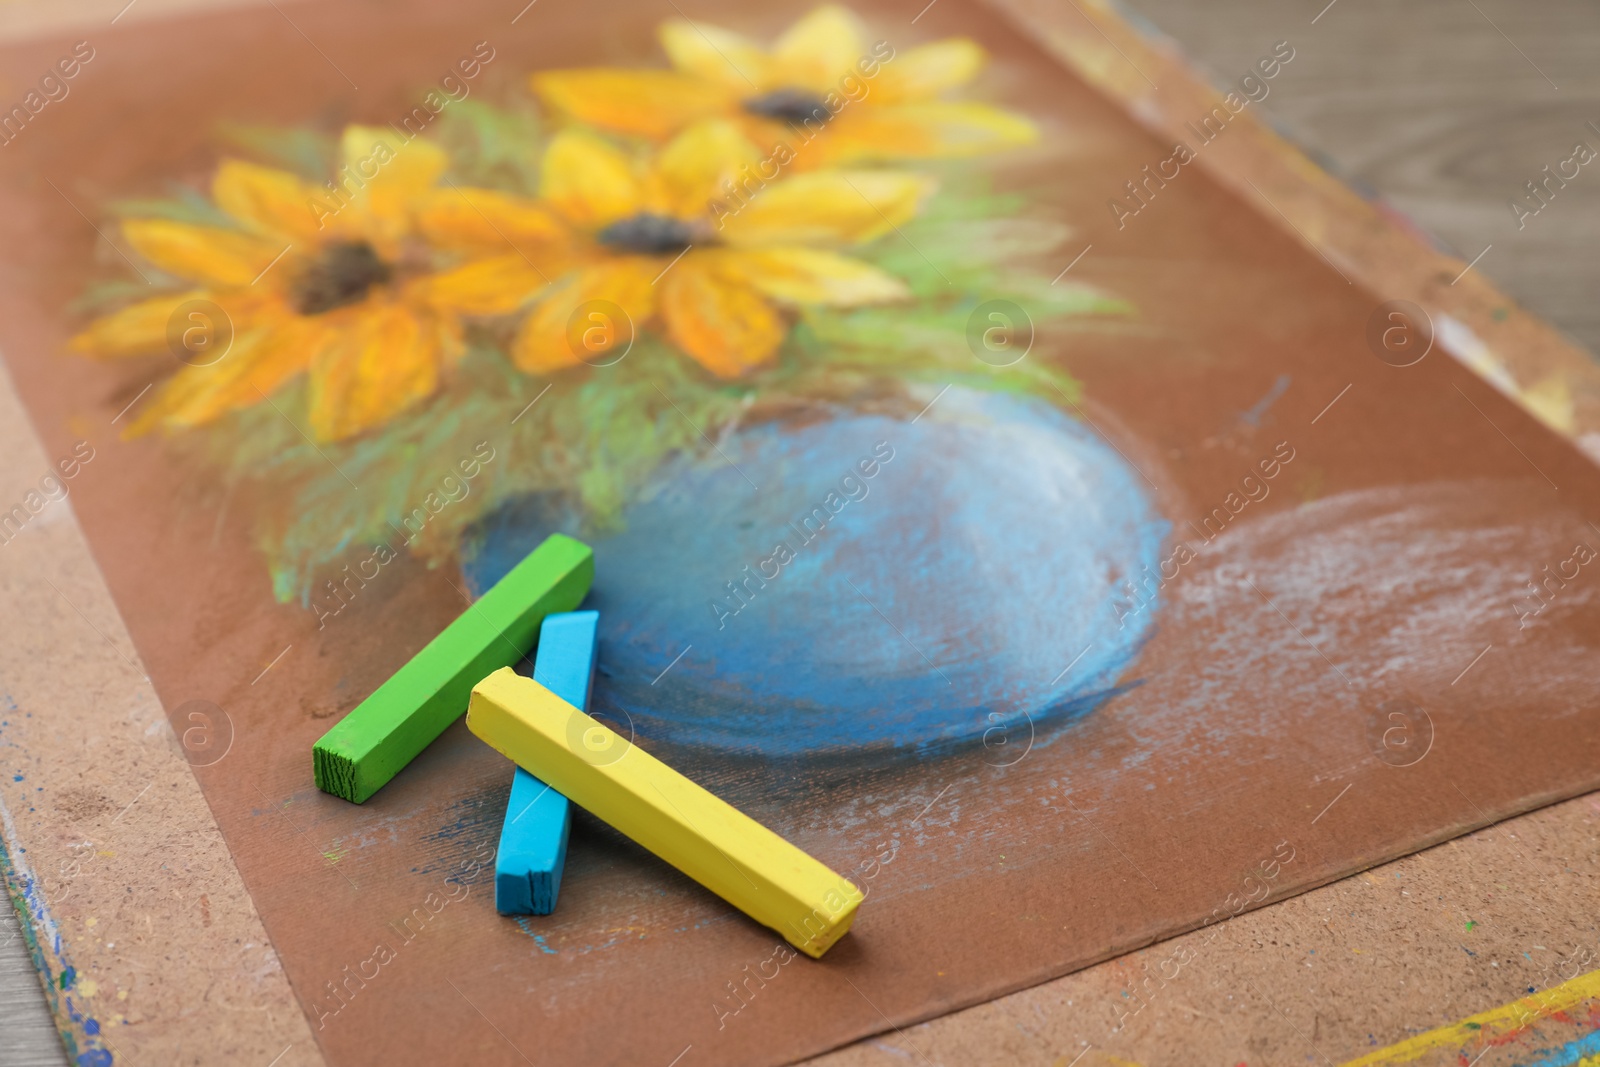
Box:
[67,4,1129,611]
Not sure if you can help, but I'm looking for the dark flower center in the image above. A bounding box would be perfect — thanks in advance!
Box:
[596,213,699,256]
[292,241,393,316]
[743,87,831,125]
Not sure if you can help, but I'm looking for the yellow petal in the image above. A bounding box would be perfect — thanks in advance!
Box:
[414,187,570,255]
[340,124,448,199]
[129,305,319,433]
[67,289,210,358]
[308,302,449,440]
[872,40,985,103]
[122,219,285,287]
[659,18,773,91]
[719,170,933,246]
[540,129,643,230]
[1523,374,1575,435]
[712,247,908,306]
[771,5,867,89]
[647,119,763,219]
[511,259,659,375]
[531,69,735,140]
[659,258,784,376]
[338,125,449,250]
[212,160,329,244]
[413,254,550,315]
[806,103,1036,165]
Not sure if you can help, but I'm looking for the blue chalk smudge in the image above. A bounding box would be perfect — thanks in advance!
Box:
[1241,373,1291,427]
[1518,1028,1600,1067]
[512,918,559,955]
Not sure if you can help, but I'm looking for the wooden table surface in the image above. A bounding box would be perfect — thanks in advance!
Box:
[2,0,1598,1064]
[1124,0,1600,360]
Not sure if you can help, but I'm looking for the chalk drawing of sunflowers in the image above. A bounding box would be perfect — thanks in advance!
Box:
[506,121,929,377]
[66,5,1127,608]
[533,4,1036,166]
[71,126,544,441]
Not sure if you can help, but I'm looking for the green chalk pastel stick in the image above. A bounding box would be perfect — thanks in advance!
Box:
[312,533,593,804]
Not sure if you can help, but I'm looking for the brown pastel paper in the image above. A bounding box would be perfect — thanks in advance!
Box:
[1,1,1597,1065]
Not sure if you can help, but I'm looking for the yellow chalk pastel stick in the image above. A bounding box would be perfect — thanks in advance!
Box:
[466,668,862,958]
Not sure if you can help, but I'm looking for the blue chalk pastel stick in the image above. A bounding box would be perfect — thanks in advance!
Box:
[494,610,599,915]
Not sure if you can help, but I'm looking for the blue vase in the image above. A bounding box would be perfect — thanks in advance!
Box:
[463,385,1167,761]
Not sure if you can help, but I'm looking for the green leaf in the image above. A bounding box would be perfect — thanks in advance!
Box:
[215,122,336,180]
[435,97,543,193]
[109,184,239,228]
[67,278,178,316]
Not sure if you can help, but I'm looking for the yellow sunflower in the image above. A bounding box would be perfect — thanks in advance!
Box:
[70,126,546,441]
[531,4,1035,168]
[492,119,931,376]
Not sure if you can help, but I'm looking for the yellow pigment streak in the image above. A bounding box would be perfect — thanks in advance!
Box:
[1340,967,1600,1066]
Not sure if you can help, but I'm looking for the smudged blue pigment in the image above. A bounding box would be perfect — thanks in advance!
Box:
[465,386,1167,758]
[513,918,559,955]
[1240,373,1291,427]
[1519,1028,1600,1067]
